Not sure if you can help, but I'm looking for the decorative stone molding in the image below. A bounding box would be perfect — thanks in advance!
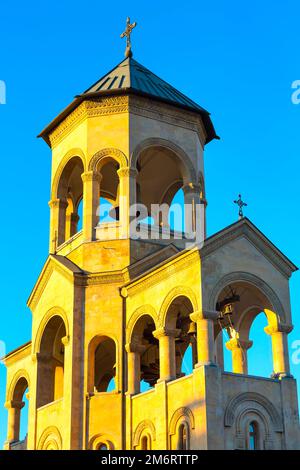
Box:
[224,392,283,432]
[133,419,156,448]
[88,147,128,172]
[37,426,62,450]
[51,149,86,199]
[48,97,129,148]
[7,369,30,403]
[169,407,195,436]
[88,433,115,450]
[126,304,159,342]
[81,170,102,183]
[129,95,207,147]
[159,285,199,325]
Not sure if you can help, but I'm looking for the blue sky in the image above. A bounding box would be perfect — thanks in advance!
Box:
[0,0,299,446]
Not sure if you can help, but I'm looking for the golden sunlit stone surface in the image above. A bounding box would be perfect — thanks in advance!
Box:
[3,58,299,450]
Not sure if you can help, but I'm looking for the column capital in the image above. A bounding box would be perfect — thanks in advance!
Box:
[4,400,25,410]
[152,327,181,340]
[182,182,201,195]
[125,342,146,354]
[81,170,102,183]
[48,198,68,209]
[264,323,293,336]
[117,166,138,178]
[190,310,219,322]
[61,335,70,346]
[225,337,253,351]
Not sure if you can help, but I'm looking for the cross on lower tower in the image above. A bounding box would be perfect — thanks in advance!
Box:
[234,194,247,219]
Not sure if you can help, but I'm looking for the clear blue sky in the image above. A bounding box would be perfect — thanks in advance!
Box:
[0,0,299,446]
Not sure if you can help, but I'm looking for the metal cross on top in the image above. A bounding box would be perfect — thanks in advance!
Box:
[120,17,137,58]
[234,194,247,219]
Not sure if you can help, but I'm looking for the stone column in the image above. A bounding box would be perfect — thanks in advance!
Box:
[225,338,253,374]
[190,310,218,367]
[153,327,180,382]
[65,212,80,239]
[182,184,205,241]
[48,198,68,252]
[118,167,137,239]
[81,171,101,241]
[5,400,24,443]
[265,324,292,377]
[125,343,145,395]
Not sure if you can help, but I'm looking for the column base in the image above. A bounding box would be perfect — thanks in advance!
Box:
[271,372,294,380]
[194,361,218,369]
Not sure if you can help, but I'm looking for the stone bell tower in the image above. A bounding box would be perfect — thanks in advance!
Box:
[3,30,300,450]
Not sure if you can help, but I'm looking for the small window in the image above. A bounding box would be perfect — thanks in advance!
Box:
[248,422,258,450]
[141,435,151,450]
[178,423,189,450]
[97,442,108,450]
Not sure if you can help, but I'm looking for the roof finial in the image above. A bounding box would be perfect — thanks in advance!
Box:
[120,17,137,58]
[234,194,247,219]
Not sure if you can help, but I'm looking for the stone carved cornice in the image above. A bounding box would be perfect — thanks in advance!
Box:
[48,94,207,149]
[129,95,206,147]
[49,96,129,148]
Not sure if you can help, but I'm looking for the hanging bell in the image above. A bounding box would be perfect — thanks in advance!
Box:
[187,321,197,336]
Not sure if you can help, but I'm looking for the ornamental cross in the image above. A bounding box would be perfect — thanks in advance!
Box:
[120,17,137,58]
[234,194,247,219]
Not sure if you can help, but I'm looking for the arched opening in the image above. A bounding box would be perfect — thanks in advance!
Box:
[97,442,108,450]
[94,337,116,392]
[97,160,120,224]
[177,422,189,450]
[215,280,280,377]
[130,315,159,392]
[8,376,29,445]
[36,316,66,408]
[247,313,273,376]
[165,296,195,378]
[247,421,259,450]
[141,434,151,450]
[169,188,185,233]
[56,156,84,245]
[135,145,191,233]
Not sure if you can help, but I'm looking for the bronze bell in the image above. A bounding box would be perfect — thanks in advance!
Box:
[187,321,197,336]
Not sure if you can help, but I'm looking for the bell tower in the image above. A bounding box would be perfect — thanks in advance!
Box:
[3,32,299,451]
[41,54,215,271]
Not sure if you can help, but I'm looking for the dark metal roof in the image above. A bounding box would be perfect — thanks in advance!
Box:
[83,57,208,113]
[39,57,218,145]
